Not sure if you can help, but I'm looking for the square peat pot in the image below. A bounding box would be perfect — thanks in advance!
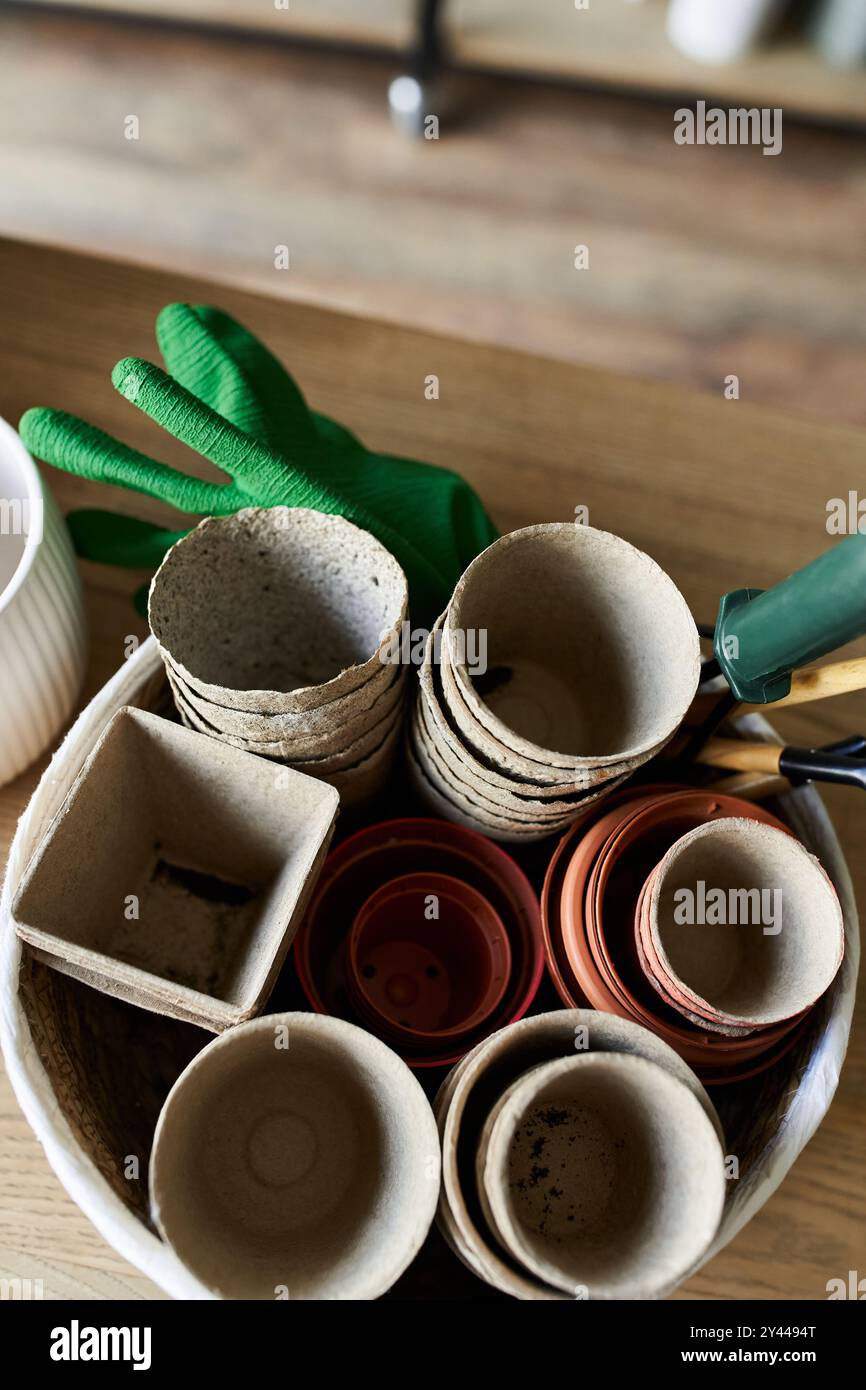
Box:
[12,707,339,1030]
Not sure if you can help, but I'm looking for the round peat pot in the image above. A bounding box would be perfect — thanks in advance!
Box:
[149,1013,440,1299]
[434,1008,722,1300]
[646,818,845,1031]
[476,1052,725,1300]
[444,523,700,768]
[346,872,512,1047]
[149,507,408,715]
[637,865,768,1036]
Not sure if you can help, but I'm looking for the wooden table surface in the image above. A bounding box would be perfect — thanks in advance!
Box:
[0,236,863,1301]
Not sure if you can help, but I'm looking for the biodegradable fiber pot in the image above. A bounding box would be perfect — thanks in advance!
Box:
[405,735,565,846]
[150,1012,441,1299]
[148,507,408,715]
[476,1051,726,1300]
[417,615,604,802]
[434,1007,722,1300]
[347,872,512,1046]
[168,654,403,744]
[444,523,700,769]
[646,818,845,1030]
[11,707,339,1031]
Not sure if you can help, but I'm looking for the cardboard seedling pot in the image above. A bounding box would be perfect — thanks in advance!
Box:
[323,715,403,808]
[434,1008,722,1300]
[168,652,402,743]
[173,707,403,814]
[293,819,544,1067]
[346,871,512,1046]
[415,674,620,820]
[475,1051,725,1300]
[270,700,404,777]
[167,662,406,763]
[646,818,845,1030]
[12,707,339,1031]
[636,867,767,1036]
[622,876,805,1072]
[411,704,579,830]
[637,867,805,1042]
[439,629,627,788]
[634,876,759,1038]
[149,1012,441,1299]
[419,617,607,802]
[171,683,404,810]
[149,507,408,715]
[581,794,780,1038]
[406,734,563,845]
[444,523,700,768]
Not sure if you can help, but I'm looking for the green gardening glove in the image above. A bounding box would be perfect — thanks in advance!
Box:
[20,304,499,625]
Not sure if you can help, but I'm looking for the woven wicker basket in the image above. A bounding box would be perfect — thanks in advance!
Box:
[0,638,859,1299]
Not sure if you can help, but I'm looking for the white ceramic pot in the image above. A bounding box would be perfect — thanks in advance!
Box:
[667,0,787,64]
[0,417,87,786]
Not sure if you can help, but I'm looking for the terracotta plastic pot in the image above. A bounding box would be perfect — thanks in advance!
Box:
[552,788,810,1080]
[591,791,791,975]
[346,872,512,1047]
[562,793,673,1009]
[294,819,544,1067]
[540,784,681,1009]
[587,791,792,1032]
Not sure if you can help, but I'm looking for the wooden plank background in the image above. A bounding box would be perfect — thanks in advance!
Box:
[2,7,865,437]
[0,237,863,1299]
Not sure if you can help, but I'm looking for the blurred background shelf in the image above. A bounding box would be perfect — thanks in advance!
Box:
[18,0,866,124]
[451,0,866,125]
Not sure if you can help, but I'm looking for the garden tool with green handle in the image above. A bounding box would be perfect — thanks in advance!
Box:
[20,303,499,624]
[683,534,866,756]
[714,533,866,704]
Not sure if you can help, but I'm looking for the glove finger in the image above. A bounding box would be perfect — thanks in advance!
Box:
[20,408,235,514]
[157,303,318,460]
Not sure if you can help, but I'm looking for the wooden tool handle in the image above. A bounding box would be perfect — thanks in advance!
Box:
[741,656,866,713]
[696,738,783,774]
[688,655,866,725]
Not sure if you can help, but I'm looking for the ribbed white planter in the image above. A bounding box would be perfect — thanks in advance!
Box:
[0,418,87,787]
[0,641,859,1298]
